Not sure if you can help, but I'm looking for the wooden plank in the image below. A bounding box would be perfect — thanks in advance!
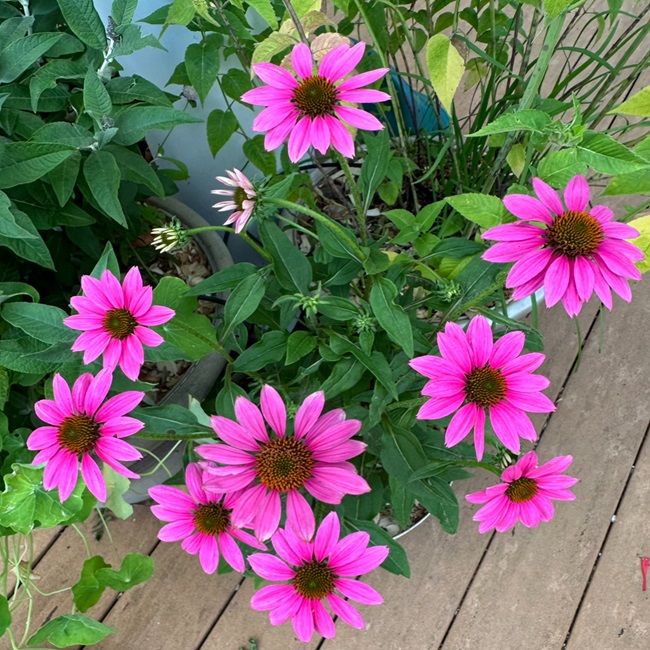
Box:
[440,281,650,650]
[9,506,159,646]
[566,430,650,649]
[320,300,599,649]
[95,535,242,650]
[198,578,321,650]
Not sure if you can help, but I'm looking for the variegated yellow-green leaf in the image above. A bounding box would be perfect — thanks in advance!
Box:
[627,215,650,274]
[251,32,295,68]
[544,0,586,20]
[506,143,527,177]
[291,0,321,19]
[609,86,650,118]
[425,34,465,114]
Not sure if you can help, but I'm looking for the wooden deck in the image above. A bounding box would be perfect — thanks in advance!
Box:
[15,279,650,650]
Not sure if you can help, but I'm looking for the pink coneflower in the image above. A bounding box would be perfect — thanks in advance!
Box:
[466,450,578,533]
[211,168,257,233]
[27,370,144,502]
[64,267,175,381]
[409,315,555,461]
[149,463,264,574]
[482,175,643,317]
[196,386,370,542]
[249,512,388,643]
[241,41,390,162]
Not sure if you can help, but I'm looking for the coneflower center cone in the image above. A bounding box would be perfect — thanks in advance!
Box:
[505,477,539,503]
[465,366,507,408]
[292,561,334,599]
[255,438,315,492]
[546,211,604,257]
[232,186,248,210]
[103,308,138,340]
[292,76,338,118]
[193,503,231,535]
[57,415,100,454]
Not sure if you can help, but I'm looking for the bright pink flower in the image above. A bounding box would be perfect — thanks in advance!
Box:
[149,463,264,574]
[482,175,643,317]
[409,315,555,460]
[249,512,388,643]
[64,267,175,381]
[241,41,390,162]
[27,370,144,502]
[211,168,257,233]
[466,450,578,533]
[196,386,370,542]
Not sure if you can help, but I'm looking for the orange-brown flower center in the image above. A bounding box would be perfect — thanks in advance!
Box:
[255,437,314,492]
[465,365,507,407]
[292,76,338,118]
[57,415,100,455]
[293,560,334,599]
[546,211,604,257]
[103,308,137,340]
[505,477,539,503]
[193,502,231,535]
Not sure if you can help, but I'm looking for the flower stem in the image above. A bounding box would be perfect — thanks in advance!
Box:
[265,197,366,261]
[184,226,272,261]
[334,151,367,246]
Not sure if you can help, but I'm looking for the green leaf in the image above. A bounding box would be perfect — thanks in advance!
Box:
[537,148,587,188]
[132,403,209,439]
[576,131,649,175]
[388,476,415,530]
[359,130,391,212]
[206,109,238,157]
[344,517,410,578]
[152,276,219,360]
[2,302,72,344]
[185,34,221,104]
[247,0,278,28]
[469,110,551,137]
[285,330,317,364]
[166,0,195,25]
[243,134,276,175]
[446,193,508,229]
[106,75,173,107]
[47,152,81,206]
[0,282,39,305]
[319,357,365,398]
[27,614,116,648]
[29,59,86,113]
[329,332,398,399]
[102,465,133,519]
[0,464,84,534]
[251,32,295,66]
[55,0,106,50]
[369,277,414,357]
[0,206,54,269]
[82,151,126,226]
[425,34,465,114]
[627,215,650,274]
[0,594,10,637]
[317,296,359,321]
[233,330,288,372]
[221,271,267,342]
[96,553,154,592]
[431,238,486,259]
[105,145,164,196]
[0,142,75,189]
[90,242,121,279]
[83,70,112,121]
[72,556,111,613]
[221,68,253,102]
[186,262,257,296]
[544,0,585,20]
[259,221,312,294]
[0,191,37,240]
[113,106,202,146]
[0,32,64,83]
[609,85,650,118]
[112,0,138,26]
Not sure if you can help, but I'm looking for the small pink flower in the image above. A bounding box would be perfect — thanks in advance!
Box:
[211,168,257,233]
[27,370,144,502]
[249,512,388,643]
[149,463,265,574]
[64,267,175,381]
[482,175,643,317]
[196,386,370,542]
[409,315,555,460]
[241,41,390,162]
[466,450,578,533]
